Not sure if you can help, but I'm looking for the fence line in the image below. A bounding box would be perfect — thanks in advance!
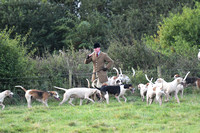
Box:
[1,68,200,90]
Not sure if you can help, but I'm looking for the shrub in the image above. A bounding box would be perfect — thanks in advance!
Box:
[0,28,31,91]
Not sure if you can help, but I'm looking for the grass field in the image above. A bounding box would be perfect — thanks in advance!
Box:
[0,92,200,133]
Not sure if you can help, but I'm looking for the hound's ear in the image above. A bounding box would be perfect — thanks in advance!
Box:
[5,90,9,95]
[48,91,53,96]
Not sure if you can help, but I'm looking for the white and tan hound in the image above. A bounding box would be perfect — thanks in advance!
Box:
[15,85,59,108]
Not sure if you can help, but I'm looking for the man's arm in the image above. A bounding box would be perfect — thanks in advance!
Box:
[104,53,114,70]
[84,55,92,64]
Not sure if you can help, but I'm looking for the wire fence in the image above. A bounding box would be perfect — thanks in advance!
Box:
[1,67,200,105]
[1,67,200,90]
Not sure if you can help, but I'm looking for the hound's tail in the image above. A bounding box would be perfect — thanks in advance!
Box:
[86,78,91,88]
[91,79,97,88]
[15,85,27,92]
[53,86,68,91]
[113,67,119,77]
[94,85,101,91]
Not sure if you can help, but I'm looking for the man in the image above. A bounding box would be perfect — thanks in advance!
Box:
[84,43,114,87]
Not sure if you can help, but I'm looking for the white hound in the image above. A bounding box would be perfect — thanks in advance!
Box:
[118,67,135,84]
[155,76,184,104]
[107,67,122,85]
[0,90,13,110]
[174,71,190,98]
[54,86,101,106]
[145,74,165,106]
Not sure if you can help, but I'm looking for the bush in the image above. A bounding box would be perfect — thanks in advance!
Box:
[107,37,157,70]
[27,47,93,90]
[0,28,31,91]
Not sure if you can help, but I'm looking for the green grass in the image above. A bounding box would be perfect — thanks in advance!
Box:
[0,94,200,133]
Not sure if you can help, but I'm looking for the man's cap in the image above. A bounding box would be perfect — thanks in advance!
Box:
[94,43,101,48]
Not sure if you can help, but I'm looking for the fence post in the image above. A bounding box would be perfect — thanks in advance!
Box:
[69,69,72,88]
[157,65,162,78]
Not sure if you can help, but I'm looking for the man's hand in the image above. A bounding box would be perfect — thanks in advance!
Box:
[86,55,90,59]
[102,68,107,71]
[86,52,94,59]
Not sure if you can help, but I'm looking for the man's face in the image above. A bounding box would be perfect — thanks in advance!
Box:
[94,47,100,53]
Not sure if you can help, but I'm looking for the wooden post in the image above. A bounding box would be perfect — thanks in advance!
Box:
[69,69,72,88]
[157,65,162,78]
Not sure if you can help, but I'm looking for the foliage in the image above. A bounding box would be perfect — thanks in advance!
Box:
[131,68,157,86]
[107,37,157,70]
[146,2,200,56]
[53,12,80,50]
[0,28,31,89]
[108,0,195,41]
[26,47,93,89]
[0,0,72,54]
[145,2,200,71]
[0,0,196,55]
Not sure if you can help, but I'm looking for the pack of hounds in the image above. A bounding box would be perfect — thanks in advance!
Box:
[0,67,197,110]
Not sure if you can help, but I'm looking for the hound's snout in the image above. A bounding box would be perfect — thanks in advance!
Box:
[54,95,60,101]
[9,92,14,98]
[131,88,135,93]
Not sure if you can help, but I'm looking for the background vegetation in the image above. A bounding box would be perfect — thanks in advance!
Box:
[0,0,200,99]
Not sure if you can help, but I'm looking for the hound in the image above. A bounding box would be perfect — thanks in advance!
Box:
[0,90,14,110]
[94,84,135,104]
[54,86,101,106]
[118,67,135,84]
[155,76,183,104]
[185,75,200,90]
[145,74,165,106]
[15,85,60,108]
[138,77,153,102]
[138,83,148,102]
[174,71,190,98]
[107,67,122,85]
[86,79,101,102]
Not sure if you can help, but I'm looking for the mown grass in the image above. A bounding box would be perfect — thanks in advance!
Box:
[0,93,200,133]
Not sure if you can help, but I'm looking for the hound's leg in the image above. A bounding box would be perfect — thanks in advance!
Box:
[159,98,162,106]
[25,94,32,108]
[93,94,97,101]
[142,95,145,102]
[80,99,83,106]
[104,92,109,104]
[165,93,169,102]
[115,95,121,103]
[59,94,69,105]
[149,99,153,105]
[181,90,184,98]
[175,92,180,104]
[121,95,127,102]
[146,96,149,105]
[42,100,49,107]
[0,103,5,110]
[157,96,162,106]
[85,97,95,103]
[68,98,75,106]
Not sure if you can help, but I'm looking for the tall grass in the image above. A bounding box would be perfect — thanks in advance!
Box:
[0,93,200,133]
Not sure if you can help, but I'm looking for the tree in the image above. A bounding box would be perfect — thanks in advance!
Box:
[145,2,200,57]
[145,2,200,73]
[0,0,73,54]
